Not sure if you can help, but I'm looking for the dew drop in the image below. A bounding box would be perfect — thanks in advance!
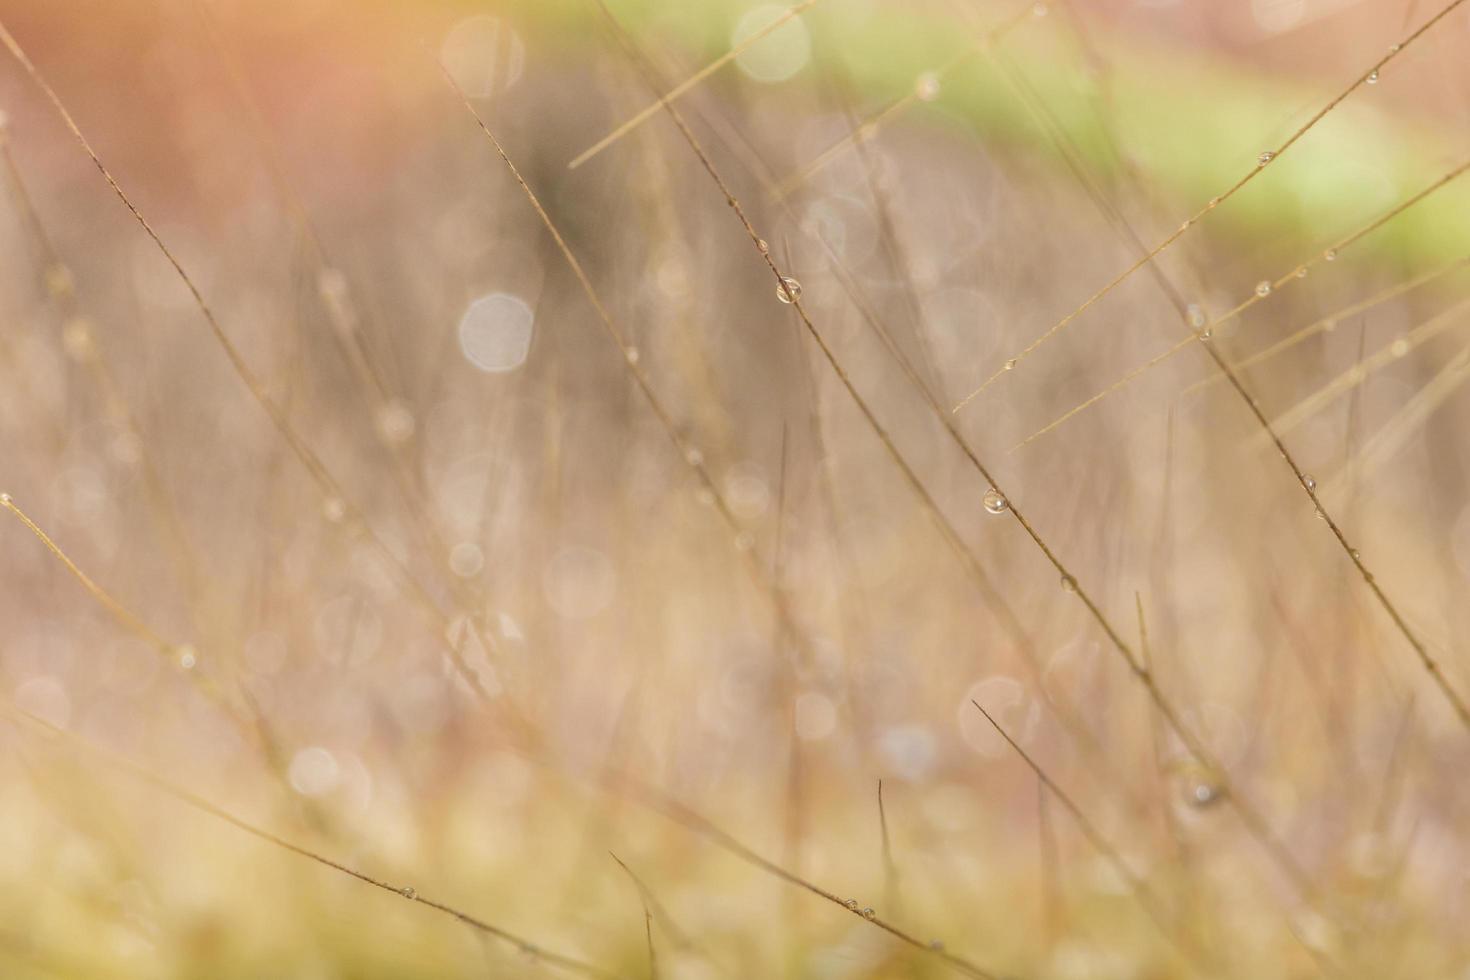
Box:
[1350,549,1361,561]
[1366,69,1379,85]
[322,497,347,524]
[1003,358,1017,371]
[684,447,704,467]
[624,346,640,365]
[1323,248,1338,262]
[542,547,616,621]
[319,270,357,336]
[1294,266,1309,279]
[1257,150,1275,166]
[176,645,198,670]
[982,488,1009,515]
[1190,782,1222,807]
[375,400,416,446]
[459,292,535,373]
[442,16,526,98]
[0,493,11,506]
[757,239,770,255]
[1186,304,1207,328]
[1303,474,1316,492]
[44,263,74,298]
[61,317,96,362]
[1391,338,1410,358]
[914,71,941,102]
[1255,280,1272,297]
[862,907,876,919]
[450,542,485,578]
[1060,575,1077,593]
[318,267,348,302]
[400,886,417,899]
[777,276,802,304]
[731,4,811,83]
[844,899,859,910]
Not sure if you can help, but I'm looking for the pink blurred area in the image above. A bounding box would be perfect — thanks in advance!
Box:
[3,0,1465,223]
[0,0,479,231]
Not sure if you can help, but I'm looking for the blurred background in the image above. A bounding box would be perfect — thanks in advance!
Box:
[2,0,1470,976]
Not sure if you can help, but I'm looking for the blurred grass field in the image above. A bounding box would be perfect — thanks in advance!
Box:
[3,0,1470,977]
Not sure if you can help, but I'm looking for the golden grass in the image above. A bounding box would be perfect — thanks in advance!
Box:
[2,1,1470,977]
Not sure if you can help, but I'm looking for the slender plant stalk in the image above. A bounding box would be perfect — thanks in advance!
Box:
[2,703,620,980]
[1247,298,1470,449]
[568,0,827,170]
[0,16,518,731]
[190,0,503,627]
[950,0,1470,411]
[766,2,1038,201]
[960,39,1470,729]
[435,53,1006,980]
[1184,256,1470,397]
[0,134,208,619]
[582,0,1338,941]
[970,701,1214,973]
[1012,159,1470,451]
